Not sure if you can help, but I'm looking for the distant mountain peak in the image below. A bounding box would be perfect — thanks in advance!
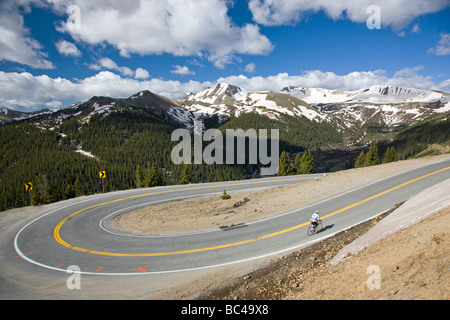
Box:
[181,82,245,105]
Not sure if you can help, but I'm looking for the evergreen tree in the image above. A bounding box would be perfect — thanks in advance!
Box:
[74,178,84,197]
[364,144,380,167]
[144,163,164,187]
[298,150,314,174]
[354,151,366,168]
[32,173,54,205]
[64,184,75,200]
[277,151,294,176]
[294,152,302,173]
[383,146,396,163]
[135,165,144,188]
[220,189,231,200]
[180,165,192,185]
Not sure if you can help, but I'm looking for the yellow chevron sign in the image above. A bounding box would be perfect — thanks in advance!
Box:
[99,171,106,179]
[25,182,33,192]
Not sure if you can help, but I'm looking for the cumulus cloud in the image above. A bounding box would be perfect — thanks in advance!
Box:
[89,58,134,77]
[171,65,195,76]
[217,68,438,92]
[248,0,450,30]
[55,39,81,57]
[1,67,448,111]
[134,67,150,79]
[0,70,209,111]
[245,62,256,73]
[51,0,273,68]
[429,32,450,56]
[0,0,54,69]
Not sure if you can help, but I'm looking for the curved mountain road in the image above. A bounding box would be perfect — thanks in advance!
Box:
[1,159,450,298]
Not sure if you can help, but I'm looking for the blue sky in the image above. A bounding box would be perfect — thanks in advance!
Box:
[0,0,449,111]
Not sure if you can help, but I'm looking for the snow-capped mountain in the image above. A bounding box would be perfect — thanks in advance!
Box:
[180,82,327,122]
[0,107,56,125]
[179,83,450,128]
[281,85,448,106]
[1,90,222,130]
[182,82,246,104]
[2,83,449,131]
[61,90,209,130]
[281,85,450,127]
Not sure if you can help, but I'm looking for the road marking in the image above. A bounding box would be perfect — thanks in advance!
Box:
[124,266,149,273]
[94,266,104,273]
[16,252,35,258]
[53,167,449,257]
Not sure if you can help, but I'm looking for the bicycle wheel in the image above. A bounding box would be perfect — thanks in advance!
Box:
[307,226,315,236]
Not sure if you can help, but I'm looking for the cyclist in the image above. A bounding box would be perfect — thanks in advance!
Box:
[310,211,321,232]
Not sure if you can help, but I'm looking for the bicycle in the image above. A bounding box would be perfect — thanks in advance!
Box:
[307,219,323,236]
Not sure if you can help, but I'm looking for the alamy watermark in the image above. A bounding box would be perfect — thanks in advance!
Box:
[66,265,81,290]
[171,121,279,176]
[366,265,381,290]
[67,5,81,30]
[367,5,381,30]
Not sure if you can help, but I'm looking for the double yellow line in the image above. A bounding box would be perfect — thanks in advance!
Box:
[53,167,449,257]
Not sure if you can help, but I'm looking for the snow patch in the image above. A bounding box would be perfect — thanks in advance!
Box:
[74,144,97,159]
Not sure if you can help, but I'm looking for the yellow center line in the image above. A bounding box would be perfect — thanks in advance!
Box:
[53,168,449,257]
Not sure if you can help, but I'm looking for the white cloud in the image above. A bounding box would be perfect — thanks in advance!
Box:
[248,0,450,30]
[429,33,450,56]
[171,65,195,76]
[217,67,438,92]
[90,58,151,79]
[1,67,448,112]
[134,67,150,79]
[0,0,54,69]
[55,39,82,57]
[435,79,450,92]
[411,24,421,34]
[0,70,209,111]
[89,57,134,77]
[51,0,273,68]
[245,62,256,73]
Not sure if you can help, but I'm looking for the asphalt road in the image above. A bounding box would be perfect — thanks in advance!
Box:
[1,159,449,298]
[13,174,324,276]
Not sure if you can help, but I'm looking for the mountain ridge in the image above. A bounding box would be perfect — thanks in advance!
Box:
[1,83,449,130]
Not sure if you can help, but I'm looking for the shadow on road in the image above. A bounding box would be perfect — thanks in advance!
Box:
[318,223,335,233]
